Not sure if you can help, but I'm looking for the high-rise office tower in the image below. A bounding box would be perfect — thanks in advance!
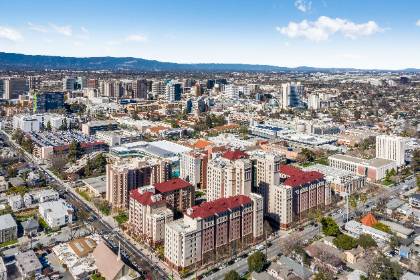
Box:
[151,81,165,97]
[33,92,65,113]
[166,82,182,102]
[3,78,28,99]
[133,79,148,99]
[62,77,77,91]
[307,93,320,110]
[281,82,304,109]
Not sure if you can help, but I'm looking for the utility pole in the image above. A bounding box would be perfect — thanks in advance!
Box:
[345,192,349,223]
[265,231,268,259]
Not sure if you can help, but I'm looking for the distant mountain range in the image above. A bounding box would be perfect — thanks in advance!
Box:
[0,52,418,73]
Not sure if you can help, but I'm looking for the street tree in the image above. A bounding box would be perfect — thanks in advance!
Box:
[224,270,240,280]
[247,251,266,273]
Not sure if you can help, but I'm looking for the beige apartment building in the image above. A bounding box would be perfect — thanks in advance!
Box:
[128,186,173,245]
[179,150,208,190]
[164,193,263,270]
[268,165,330,229]
[249,151,283,214]
[106,158,171,210]
[206,150,252,201]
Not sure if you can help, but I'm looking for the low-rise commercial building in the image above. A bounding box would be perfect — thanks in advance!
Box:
[82,120,118,135]
[328,154,397,181]
[344,220,391,243]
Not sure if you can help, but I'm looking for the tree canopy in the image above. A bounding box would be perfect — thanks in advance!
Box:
[224,270,240,280]
[247,251,266,273]
[333,234,357,250]
[321,217,341,237]
[357,234,377,249]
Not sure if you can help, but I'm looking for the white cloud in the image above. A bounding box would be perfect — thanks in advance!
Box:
[0,26,23,41]
[125,34,148,42]
[49,23,72,36]
[276,16,383,42]
[294,0,311,13]
[106,40,120,46]
[27,22,48,33]
[81,26,89,34]
[416,19,420,27]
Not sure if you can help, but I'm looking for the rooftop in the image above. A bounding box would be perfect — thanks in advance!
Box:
[130,189,165,206]
[222,149,249,161]
[92,241,124,280]
[280,165,324,187]
[154,178,192,193]
[360,212,378,227]
[0,214,17,230]
[16,250,42,275]
[187,195,251,219]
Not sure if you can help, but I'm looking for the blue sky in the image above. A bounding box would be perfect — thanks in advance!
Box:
[0,0,419,69]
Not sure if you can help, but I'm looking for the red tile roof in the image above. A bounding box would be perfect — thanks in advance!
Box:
[360,212,378,227]
[280,165,324,187]
[187,195,252,219]
[154,178,192,193]
[222,149,249,161]
[130,190,165,206]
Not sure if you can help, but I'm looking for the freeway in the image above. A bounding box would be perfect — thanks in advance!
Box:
[0,131,170,279]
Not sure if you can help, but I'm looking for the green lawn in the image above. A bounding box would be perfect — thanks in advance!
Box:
[76,188,92,202]
[0,239,18,248]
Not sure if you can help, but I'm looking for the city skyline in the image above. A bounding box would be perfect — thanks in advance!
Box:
[0,0,420,69]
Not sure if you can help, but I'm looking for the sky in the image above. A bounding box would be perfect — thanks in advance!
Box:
[0,0,419,69]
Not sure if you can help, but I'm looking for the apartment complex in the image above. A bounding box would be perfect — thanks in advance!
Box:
[128,186,173,244]
[376,135,407,167]
[38,199,73,229]
[249,151,283,214]
[328,154,397,181]
[106,158,171,210]
[0,214,17,243]
[303,164,365,196]
[207,150,252,201]
[153,178,195,213]
[179,150,208,190]
[268,165,330,229]
[164,193,263,270]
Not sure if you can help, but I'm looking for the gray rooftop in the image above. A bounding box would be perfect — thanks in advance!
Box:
[83,175,106,194]
[16,250,42,275]
[0,214,17,231]
[277,255,313,279]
